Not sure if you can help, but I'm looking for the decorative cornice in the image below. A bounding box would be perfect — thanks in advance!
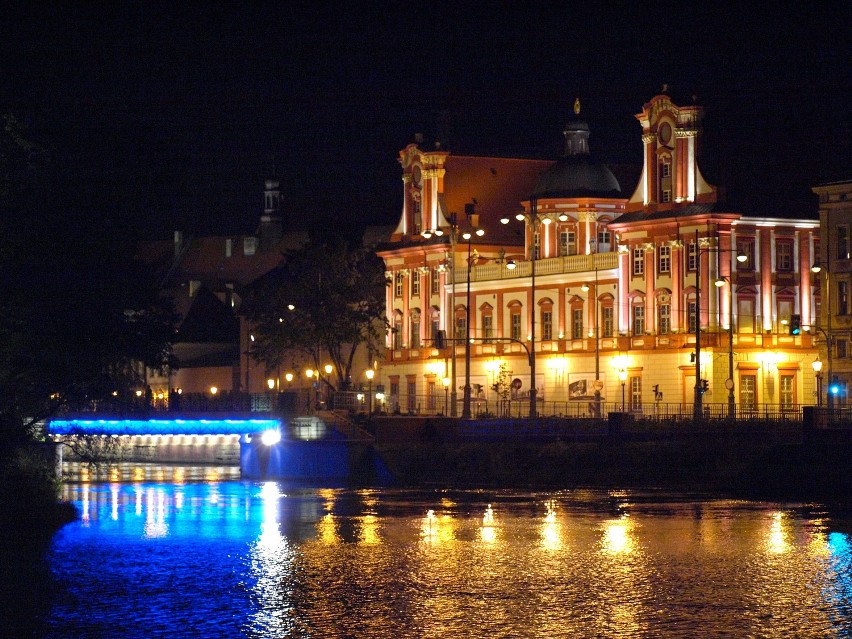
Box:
[642,133,657,144]
[698,237,714,249]
[675,128,698,138]
[667,239,683,249]
[422,168,442,179]
[641,242,655,252]
[578,211,597,222]
[617,245,630,254]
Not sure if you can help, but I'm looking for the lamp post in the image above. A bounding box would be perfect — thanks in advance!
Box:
[582,267,602,418]
[714,276,736,419]
[501,197,540,418]
[619,369,627,412]
[811,261,833,409]
[812,359,823,407]
[365,368,375,422]
[422,214,461,417]
[461,202,483,419]
[694,230,748,420]
[442,376,450,415]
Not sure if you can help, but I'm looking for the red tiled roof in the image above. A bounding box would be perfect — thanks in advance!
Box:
[442,155,553,244]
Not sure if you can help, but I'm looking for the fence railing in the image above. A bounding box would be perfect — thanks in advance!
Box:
[57,391,851,426]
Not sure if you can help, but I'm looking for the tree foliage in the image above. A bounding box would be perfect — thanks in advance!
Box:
[245,241,388,390]
[0,113,178,443]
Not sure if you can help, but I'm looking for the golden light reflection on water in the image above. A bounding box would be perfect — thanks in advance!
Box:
[540,499,564,551]
[316,513,339,545]
[479,503,497,544]
[767,511,790,554]
[602,515,635,555]
[53,483,852,638]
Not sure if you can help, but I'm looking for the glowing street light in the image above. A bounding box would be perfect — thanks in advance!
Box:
[365,368,375,421]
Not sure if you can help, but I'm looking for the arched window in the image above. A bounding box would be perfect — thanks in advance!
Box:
[392,311,403,350]
[479,303,494,343]
[539,298,554,341]
[508,301,523,341]
[409,309,421,349]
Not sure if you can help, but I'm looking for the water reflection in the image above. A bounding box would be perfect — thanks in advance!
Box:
[36,482,852,638]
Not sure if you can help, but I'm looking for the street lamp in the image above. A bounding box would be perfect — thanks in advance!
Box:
[442,376,451,414]
[693,230,748,420]
[500,196,541,418]
[714,276,736,419]
[461,202,484,419]
[812,359,823,407]
[422,213,462,417]
[811,261,834,409]
[618,369,627,412]
[365,368,375,421]
[582,268,602,418]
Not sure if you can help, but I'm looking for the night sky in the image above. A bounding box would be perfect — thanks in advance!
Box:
[3,2,849,238]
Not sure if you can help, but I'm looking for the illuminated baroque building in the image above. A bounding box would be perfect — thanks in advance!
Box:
[376,94,822,416]
[812,180,852,407]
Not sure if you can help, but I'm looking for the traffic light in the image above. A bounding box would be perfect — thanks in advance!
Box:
[700,379,709,394]
[789,314,801,336]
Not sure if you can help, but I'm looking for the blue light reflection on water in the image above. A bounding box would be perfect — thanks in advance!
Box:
[42,483,852,639]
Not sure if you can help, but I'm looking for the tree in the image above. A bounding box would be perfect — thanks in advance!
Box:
[244,241,388,391]
[0,113,178,445]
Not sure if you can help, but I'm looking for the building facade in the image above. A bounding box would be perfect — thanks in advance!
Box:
[376,94,821,417]
[812,180,852,407]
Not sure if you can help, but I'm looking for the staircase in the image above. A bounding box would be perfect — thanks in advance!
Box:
[315,410,374,442]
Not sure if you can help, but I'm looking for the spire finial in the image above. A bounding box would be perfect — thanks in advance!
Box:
[574,97,581,115]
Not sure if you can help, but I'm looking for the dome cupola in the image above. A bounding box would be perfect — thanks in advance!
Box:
[532,99,621,199]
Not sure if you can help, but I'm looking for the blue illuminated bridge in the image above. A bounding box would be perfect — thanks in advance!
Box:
[47,413,386,483]
[49,416,280,437]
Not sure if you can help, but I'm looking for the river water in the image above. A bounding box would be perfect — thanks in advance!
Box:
[11,466,852,638]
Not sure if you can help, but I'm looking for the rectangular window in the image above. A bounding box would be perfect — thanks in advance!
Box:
[407,381,417,412]
[738,298,755,334]
[482,315,493,343]
[839,281,849,315]
[542,310,553,341]
[658,245,671,274]
[780,374,795,410]
[390,381,399,410]
[736,238,755,271]
[431,268,440,294]
[572,308,583,340]
[456,316,467,341]
[427,381,436,410]
[559,231,577,256]
[598,230,611,252]
[633,247,644,276]
[633,305,645,335]
[659,303,671,334]
[511,313,522,341]
[431,318,440,342]
[411,273,420,296]
[838,225,850,261]
[740,374,757,412]
[630,376,642,410]
[393,320,402,350]
[394,272,403,298]
[602,307,614,338]
[410,318,420,349]
[837,338,849,360]
[776,241,793,272]
[662,163,671,178]
[662,190,672,203]
[777,299,793,329]
[687,241,698,272]
[688,301,698,334]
